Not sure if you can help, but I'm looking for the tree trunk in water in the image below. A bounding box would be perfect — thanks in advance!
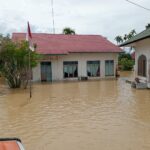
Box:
[6,75,21,88]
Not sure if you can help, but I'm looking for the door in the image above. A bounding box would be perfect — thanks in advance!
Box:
[41,62,52,82]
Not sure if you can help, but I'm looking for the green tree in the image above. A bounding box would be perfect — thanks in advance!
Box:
[62,27,75,35]
[120,29,137,42]
[118,53,134,71]
[119,58,134,71]
[118,53,132,61]
[130,29,136,37]
[115,36,123,44]
[127,29,136,40]
[124,34,128,41]
[0,35,40,88]
[145,23,150,30]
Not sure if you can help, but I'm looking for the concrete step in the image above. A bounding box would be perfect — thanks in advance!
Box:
[136,82,147,89]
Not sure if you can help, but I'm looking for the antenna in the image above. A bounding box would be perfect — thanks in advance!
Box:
[51,0,55,34]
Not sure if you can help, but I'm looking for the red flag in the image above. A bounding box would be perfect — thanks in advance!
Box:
[26,22,34,51]
[27,21,32,40]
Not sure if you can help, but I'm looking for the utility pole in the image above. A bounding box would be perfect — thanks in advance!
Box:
[51,0,55,34]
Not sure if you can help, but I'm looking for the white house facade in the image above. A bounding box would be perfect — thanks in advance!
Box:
[120,28,150,88]
[12,33,121,82]
[135,39,150,82]
[32,53,118,82]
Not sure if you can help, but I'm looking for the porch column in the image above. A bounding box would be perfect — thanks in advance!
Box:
[147,59,150,88]
[101,60,105,78]
[148,59,150,83]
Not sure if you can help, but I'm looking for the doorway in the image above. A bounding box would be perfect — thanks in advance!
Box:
[41,62,52,82]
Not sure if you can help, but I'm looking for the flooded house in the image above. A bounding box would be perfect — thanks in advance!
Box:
[12,33,122,82]
[120,28,150,88]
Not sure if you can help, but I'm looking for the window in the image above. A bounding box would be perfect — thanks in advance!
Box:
[138,55,147,77]
[105,60,114,76]
[87,61,100,77]
[63,61,78,78]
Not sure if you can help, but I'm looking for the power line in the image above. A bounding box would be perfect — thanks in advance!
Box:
[125,0,150,12]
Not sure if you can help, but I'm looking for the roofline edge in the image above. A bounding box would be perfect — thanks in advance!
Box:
[119,36,150,47]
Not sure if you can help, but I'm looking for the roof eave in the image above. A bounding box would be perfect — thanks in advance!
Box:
[119,36,150,47]
[39,51,122,55]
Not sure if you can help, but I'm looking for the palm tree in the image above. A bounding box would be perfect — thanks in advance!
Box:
[115,36,123,45]
[124,34,128,41]
[127,33,133,40]
[130,29,136,36]
[123,29,136,41]
[62,27,75,35]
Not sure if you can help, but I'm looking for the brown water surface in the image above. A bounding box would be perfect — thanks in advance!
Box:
[0,72,150,150]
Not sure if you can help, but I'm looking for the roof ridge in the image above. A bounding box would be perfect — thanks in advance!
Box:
[12,32,102,37]
[133,28,150,38]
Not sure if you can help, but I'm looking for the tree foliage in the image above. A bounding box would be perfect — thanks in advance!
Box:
[115,22,150,44]
[145,23,150,30]
[0,35,40,88]
[118,53,132,61]
[62,27,75,35]
[115,29,136,44]
[118,53,134,71]
[114,36,123,44]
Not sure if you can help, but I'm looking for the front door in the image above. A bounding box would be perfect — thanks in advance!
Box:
[41,62,52,82]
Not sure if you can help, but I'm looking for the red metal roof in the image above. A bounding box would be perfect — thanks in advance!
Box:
[0,141,20,150]
[12,33,122,55]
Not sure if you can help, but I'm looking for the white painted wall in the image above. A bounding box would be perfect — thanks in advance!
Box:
[32,53,118,82]
[134,38,150,82]
[32,63,41,81]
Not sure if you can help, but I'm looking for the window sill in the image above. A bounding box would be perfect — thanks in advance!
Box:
[63,77,78,81]
[105,75,114,77]
[88,76,100,78]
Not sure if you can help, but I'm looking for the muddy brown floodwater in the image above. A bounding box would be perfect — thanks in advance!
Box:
[0,71,150,150]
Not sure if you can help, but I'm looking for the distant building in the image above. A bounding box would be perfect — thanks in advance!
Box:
[13,33,122,82]
[120,28,150,88]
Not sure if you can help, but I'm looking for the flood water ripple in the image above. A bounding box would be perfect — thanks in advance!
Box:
[0,72,150,150]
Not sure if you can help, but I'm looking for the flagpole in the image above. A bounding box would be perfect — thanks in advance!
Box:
[29,47,32,99]
[27,21,32,99]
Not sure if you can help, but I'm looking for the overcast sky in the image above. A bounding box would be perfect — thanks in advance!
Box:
[0,0,150,42]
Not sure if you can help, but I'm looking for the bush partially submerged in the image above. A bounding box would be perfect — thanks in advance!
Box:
[0,35,40,88]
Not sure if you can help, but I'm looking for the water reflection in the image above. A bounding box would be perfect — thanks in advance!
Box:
[0,72,150,150]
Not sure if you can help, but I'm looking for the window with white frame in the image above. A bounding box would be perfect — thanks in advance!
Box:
[63,61,78,78]
[105,60,114,76]
[87,61,100,77]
